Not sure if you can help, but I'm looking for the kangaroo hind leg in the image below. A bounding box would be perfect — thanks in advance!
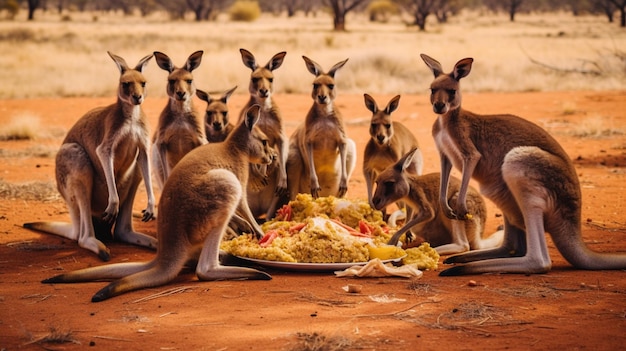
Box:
[195,169,271,281]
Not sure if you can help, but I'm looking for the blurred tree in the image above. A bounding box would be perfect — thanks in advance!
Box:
[394,0,444,31]
[27,0,41,19]
[1,0,20,19]
[607,0,625,26]
[186,0,230,20]
[591,0,616,22]
[324,0,370,31]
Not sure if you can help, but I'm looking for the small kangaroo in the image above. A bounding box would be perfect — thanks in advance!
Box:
[238,48,289,220]
[197,86,237,143]
[362,93,423,213]
[287,56,356,199]
[151,50,206,190]
[23,52,156,261]
[372,148,503,255]
[421,53,626,275]
[42,105,274,302]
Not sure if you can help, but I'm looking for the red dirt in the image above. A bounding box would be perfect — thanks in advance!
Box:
[1,91,625,350]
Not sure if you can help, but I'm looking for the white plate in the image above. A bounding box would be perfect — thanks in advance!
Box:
[235,256,405,272]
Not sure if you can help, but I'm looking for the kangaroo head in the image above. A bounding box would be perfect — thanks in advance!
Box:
[108,51,152,106]
[420,54,473,115]
[240,49,286,100]
[303,56,348,106]
[371,147,419,211]
[154,50,203,105]
[241,104,276,165]
[197,86,237,132]
[365,93,400,146]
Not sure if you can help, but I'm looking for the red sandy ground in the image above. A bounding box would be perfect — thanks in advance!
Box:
[0,91,625,350]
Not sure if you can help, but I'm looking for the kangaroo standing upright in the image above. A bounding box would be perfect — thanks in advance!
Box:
[42,105,274,302]
[197,86,237,143]
[362,93,423,213]
[420,53,626,275]
[23,52,156,261]
[151,50,206,190]
[287,56,356,199]
[372,148,502,255]
[238,49,289,220]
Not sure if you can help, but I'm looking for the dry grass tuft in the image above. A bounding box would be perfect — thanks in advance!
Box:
[0,178,59,201]
[290,332,353,351]
[24,326,80,346]
[0,113,42,140]
[567,116,624,138]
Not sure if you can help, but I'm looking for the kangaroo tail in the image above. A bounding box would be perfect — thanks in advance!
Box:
[42,261,154,284]
[24,221,72,237]
[551,222,626,270]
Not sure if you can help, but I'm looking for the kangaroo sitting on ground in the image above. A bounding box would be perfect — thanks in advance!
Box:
[362,93,423,215]
[420,53,626,275]
[372,148,503,255]
[151,50,206,190]
[238,49,289,220]
[287,56,356,199]
[23,52,156,261]
[41,105,274,302]
[197,86,238,143]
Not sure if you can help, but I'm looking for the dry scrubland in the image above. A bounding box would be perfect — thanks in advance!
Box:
[1,10,626,351]
[0,11,625,100]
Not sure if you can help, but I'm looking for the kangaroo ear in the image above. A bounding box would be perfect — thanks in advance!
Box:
[385,95,401,115]
[153,51,174,72]
[244,104,261,131]
[108,51,130,74]
[363,93,378,113]
[221,86,237,103]
[266,51,287,71]
[135,54,153,73]
[196,89,210,102]
[400,148,419,172]
[185,50,204,72]
[452,58,473,81]
[240,48,257,71]
[328,58,348,78]
[420,53,444,78]
[302,56,322,76]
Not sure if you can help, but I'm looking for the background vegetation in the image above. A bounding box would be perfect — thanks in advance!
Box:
[0,0,624,99]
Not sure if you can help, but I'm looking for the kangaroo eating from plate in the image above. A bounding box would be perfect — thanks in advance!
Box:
[372,148,503,255]
[42,105,274,302]
[23,52,156,261]
[421,53,626,275]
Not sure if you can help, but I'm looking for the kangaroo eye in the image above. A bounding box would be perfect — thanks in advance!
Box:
[262,140,268,146]
[222,112,228,117]
[141,82,146,88]
[430,88,436,95]
[327,84,335,90]
[251,78,260,84]
[186,79,193,84]
[447,89,456,96]
[168,79,175,85]
[268,78,273,83]
[385,124,391,129]
[313,83,320,90]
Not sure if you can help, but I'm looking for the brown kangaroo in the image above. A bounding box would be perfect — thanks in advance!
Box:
[287,56,356,199]
[372,148,503,255]
[362,93,423,214]
[151,50,206,190]
[238,48,289,220]
[41,105,274,302]
[23,52,156,261]
[197,86,237,143]
[421,53,626,275]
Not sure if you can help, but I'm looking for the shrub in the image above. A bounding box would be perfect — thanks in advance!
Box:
[229,1,261,22]
[367,0,398,23]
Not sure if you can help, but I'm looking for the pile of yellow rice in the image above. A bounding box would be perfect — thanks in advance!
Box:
[220,194,438,269]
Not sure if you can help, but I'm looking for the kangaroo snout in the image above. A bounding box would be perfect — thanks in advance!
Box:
[132,94,143,105]
[317,95,328,104]
[433,101,447,114]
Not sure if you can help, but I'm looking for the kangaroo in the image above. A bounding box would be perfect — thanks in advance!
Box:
[287,56,357,199]
[372,148,503,255]
[23,52,156,261]
[420,53,626,275]
[197,86,237,143]
[151,50,206,190]
[238,48,289,220]
[362,93,423,215]
[42,105,274,302]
